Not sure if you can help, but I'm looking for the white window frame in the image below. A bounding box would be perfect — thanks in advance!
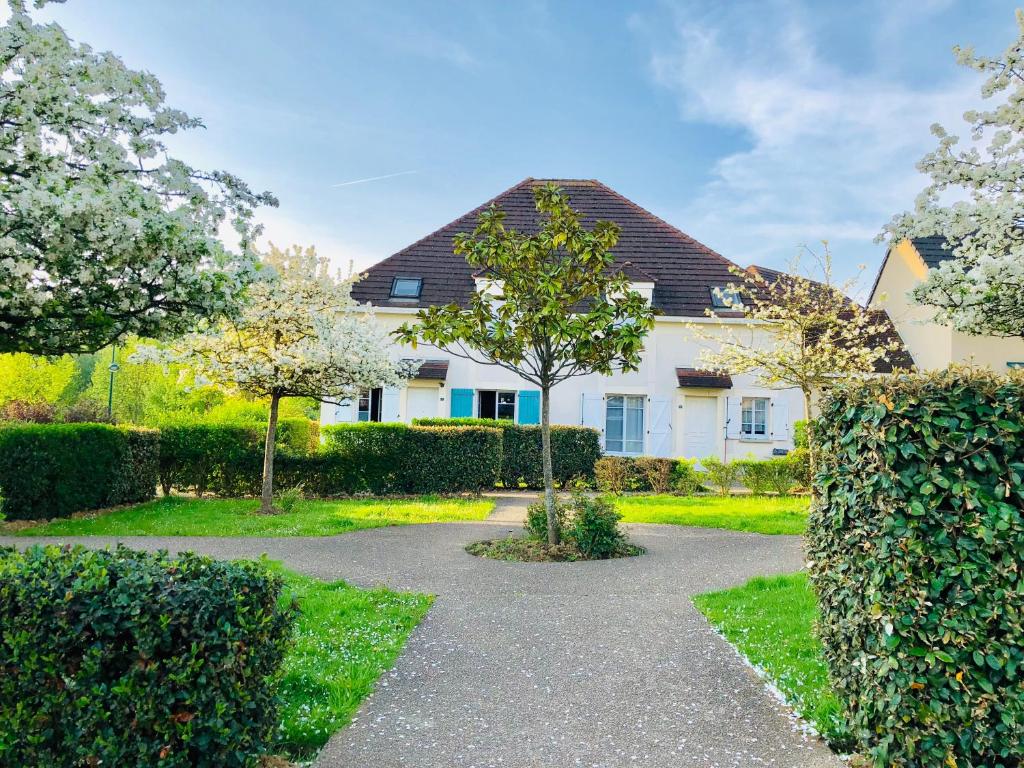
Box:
[605,394,645,455]
[740,396,769,440]
[477,389,517,421]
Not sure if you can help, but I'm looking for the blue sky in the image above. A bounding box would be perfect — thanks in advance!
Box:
[39,0,1020,284]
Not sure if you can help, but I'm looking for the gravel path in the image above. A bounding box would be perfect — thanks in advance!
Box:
[0,517,840,768]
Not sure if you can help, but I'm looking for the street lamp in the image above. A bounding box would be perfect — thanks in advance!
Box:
[107,345,120,420]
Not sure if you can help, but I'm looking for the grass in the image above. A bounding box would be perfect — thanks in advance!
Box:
[615,494,810,535]
[15,495,494,537]
[276,567,432,760]
[694,573,852,751]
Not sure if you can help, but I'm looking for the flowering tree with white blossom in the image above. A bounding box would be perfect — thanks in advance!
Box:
[142,245,415,513]
[883,12,1024,337]
[0,0,276,355]
[694,246,906,477]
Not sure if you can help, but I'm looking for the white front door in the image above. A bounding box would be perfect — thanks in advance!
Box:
[683,396,718,460]
[406,387,438,422]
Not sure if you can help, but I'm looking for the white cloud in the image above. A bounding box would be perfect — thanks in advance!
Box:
[640,2,981,273]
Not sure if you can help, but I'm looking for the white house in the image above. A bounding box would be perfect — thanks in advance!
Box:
[870,236,1024,371]
[322,178,909,461]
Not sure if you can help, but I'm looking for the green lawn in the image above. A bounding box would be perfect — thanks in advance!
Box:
[16,495,494,537]
[615,494,810,535]
[694,573,852,751]
[277,567,431,760]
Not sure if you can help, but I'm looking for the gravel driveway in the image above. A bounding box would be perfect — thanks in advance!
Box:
[0,517,840,768]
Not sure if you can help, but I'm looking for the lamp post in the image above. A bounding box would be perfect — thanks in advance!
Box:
[107,345,119,421]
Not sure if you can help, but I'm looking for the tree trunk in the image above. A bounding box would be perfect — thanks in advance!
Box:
[260,392,281,514]
[802,388,817,499]
[541,385,558,546]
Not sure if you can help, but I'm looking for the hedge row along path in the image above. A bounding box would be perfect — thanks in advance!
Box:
[0,512,840,767]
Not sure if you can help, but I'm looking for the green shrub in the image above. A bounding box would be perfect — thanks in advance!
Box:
[0,545,296,767]
[737,456,796,495]
[412,417,600,487]
[274,483,306,513]
[633,457,677,494]
[322,423,503,494]
[275,417,319,455]
[787,447,811,489]
[673,458,704,494]
[594,456,639,494]
[0,424,158,520]
[524,497,569,540]
[807,369,1024,768]
[698,456,741,495]
[793,419,808,449]
[564,494,625,559]
[157,422,263,496]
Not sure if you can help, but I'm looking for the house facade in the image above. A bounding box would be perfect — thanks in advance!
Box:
[871,236,1024,371]
[321,178,895,460]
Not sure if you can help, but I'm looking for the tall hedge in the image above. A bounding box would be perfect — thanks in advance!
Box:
[322,423,502,494]
[0,424,159,521]
[0,545,296,767]
[807,369,1024,768]
[412,417,600,487]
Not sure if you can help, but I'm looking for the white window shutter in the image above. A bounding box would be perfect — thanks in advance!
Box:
[334,398,356,423]
[648,396,672,457]
[771,400,790,441]
[381,387,402,422]
[581,393,603,436]
[725,396,742,439]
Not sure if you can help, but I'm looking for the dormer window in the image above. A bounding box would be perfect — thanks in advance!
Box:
[390,277,422,299]
[710,286,743,309]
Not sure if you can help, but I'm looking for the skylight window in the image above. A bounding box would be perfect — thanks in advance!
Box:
[710,286,743,309]
[390,277,422,299]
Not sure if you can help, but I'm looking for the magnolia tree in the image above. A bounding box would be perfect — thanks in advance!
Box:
[395,184,655,545]
[695,246,905,474]
[143,245,414,513]
[0,1,276,355]
[883,12,1024,337]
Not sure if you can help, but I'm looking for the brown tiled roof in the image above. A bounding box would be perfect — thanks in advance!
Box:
[676,367,733,388]
[352,178,738,316]
[407,359,448,380]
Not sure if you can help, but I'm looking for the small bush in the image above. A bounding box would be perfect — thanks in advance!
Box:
[61,399,111,423]
[0,545,297,767]
[564,494,626,559]
[524,497,569,540]
[792,419,808,449]
[673,458,704,494]
[274,483,306,514]
[786,447,811,489]
[413,418,601,487]
[634,457,676,494]
[1,399,56,423]
[699,456,741,495]
[808,369,1024,768]
[737,456,796,495]
[594,456,639,494]
[0,424,158,520]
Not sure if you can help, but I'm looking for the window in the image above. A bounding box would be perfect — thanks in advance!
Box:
[605,395,644,454]
[710,286,742,309]
[390,277,422,298]
[741,397,768,438]
[357,388,383,422]
[478,390,516,420]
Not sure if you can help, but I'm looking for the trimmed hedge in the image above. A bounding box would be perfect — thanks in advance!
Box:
[0,545,295,767]
[0,424,158,521]
[594,456,701,494]
[412,417,600,487]
[736,456,799,495]
[807,369,1024,768]
[322,423,502,494]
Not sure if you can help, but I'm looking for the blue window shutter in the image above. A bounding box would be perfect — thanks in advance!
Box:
[518,390,540,425]
[450,388,474,418]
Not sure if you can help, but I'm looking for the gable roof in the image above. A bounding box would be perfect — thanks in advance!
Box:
[351,178,738,317]
[910,236,954,268]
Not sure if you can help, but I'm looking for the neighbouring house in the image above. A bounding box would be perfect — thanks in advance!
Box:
[870,236,1024,371]
[322,178,908,460]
